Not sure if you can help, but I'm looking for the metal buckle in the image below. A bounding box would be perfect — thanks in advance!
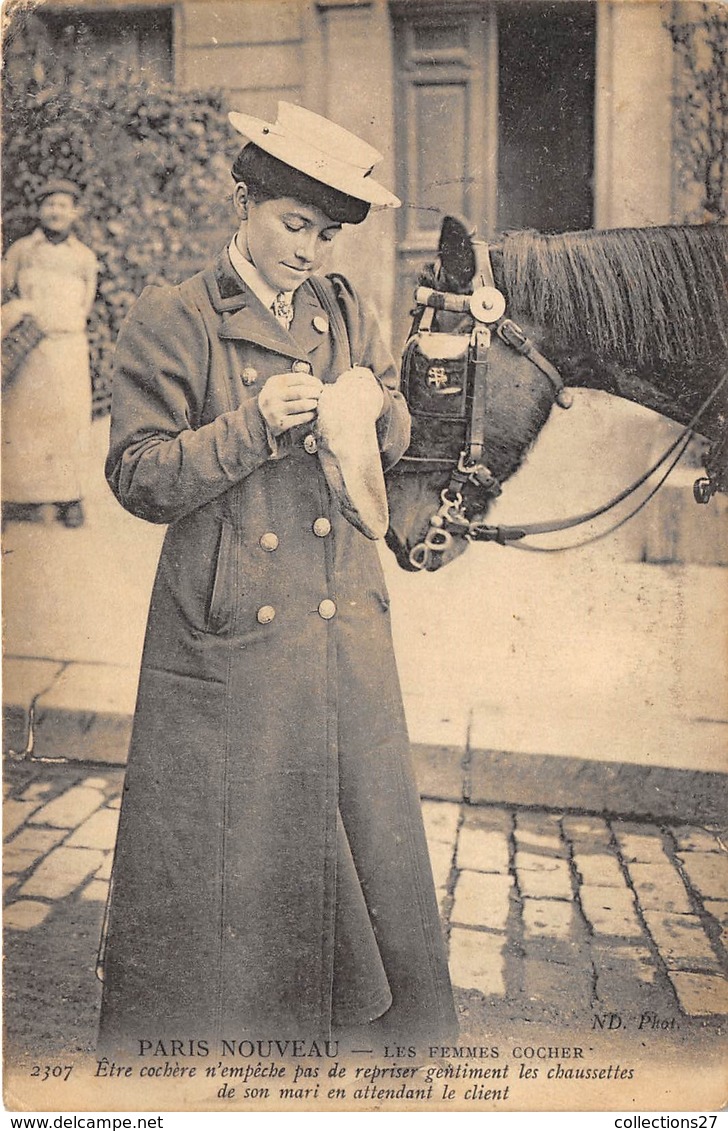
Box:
[497,318,528,352]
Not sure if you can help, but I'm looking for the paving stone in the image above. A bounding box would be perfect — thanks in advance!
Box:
[428,838,454,893]
[65,807,119,850]
[421,800,460,845]
[5,846,51,876]
[449,927,506,997]
[515,811,563,837]
[515,850,566,873]
[83,776,111,790]
[107,796,122,811]
[513,828,565,854]
[5,826,65,859]
[613,832,669,863]
[451,871,513,931]
[668,972,728,1016]
[671,826,725,853]
[95,853,113,881]
[642,911,722,972]
[81,879,110,903]
[522,953,591,1009]
[462,806,513,834]
[518,860,572,900]
[573,853,627,888]
[17,781,56,804]
[4,876,18,896]
[457,826,510,873]
[522,898,576,940]
[592,943,658,985]
[563,815,611,841]
[4,800,40,839]
[677,852,728,901]
[703,900,728,926]
[28,785,105,830]
[18,846,105,899]
[627,862,692,913]
[5,900,51,931]
[579,885,643,938]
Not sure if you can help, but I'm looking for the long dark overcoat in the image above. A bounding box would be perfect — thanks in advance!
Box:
[99,248,457,1048]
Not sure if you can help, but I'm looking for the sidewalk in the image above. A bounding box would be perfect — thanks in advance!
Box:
[4,757,728,1058]
[3,416,728,822]
[3,409,727,1080]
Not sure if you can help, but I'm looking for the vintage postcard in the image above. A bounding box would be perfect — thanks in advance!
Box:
[2,0,727,1116]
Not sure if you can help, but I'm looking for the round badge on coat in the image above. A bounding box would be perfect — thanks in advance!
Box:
[313,316,329,334]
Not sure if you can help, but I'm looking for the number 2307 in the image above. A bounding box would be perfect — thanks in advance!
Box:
[30,1064,73,1081]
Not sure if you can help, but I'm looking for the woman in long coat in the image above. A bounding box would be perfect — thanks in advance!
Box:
[99,103,457,1050]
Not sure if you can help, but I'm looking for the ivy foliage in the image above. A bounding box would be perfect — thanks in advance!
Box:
[3,6,239,414]
[667,2,728,223]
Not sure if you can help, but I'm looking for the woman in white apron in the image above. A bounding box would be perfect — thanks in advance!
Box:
[2,179,98,527]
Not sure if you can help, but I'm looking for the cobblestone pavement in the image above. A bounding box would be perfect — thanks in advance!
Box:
[3,759,728,1057]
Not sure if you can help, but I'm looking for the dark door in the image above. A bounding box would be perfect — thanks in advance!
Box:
[497,1,595,233]
[392,0,596,343]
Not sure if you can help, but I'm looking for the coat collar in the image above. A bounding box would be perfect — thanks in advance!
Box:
[205,248,330,361]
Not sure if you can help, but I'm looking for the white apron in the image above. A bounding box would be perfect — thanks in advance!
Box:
[2,230,97,504]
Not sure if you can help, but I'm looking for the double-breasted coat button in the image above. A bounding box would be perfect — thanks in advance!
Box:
[313,315,328,334]
[259,532,279,552]
[241,366,258,386]
[256,605,276,624]
[313,517,331,537]
[303,434,318,454]
[318,599,336,620]
[292,360,311,373]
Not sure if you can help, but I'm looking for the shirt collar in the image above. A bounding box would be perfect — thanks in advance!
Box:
[228,236,293,313]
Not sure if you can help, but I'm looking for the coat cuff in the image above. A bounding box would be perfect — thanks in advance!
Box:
[376,385,411,470]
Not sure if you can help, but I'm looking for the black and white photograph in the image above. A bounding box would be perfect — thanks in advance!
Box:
[2,0,727,1117]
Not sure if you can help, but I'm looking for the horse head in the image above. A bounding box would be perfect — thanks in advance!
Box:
[385,218,728,571]
[385,216,561,571]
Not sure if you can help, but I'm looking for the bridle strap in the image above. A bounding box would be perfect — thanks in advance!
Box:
[497,319,572,408]
[467,327,490,465]
[469,368,728,544]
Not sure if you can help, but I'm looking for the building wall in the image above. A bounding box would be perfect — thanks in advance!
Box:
[593,0,675,227]
[173,0,399,337]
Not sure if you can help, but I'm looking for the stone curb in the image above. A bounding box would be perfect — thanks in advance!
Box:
[4,656,727,822]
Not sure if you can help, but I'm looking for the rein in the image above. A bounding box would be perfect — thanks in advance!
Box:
[401,244,728,570]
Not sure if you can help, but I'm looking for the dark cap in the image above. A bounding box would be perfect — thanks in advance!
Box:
[36,178,81,202]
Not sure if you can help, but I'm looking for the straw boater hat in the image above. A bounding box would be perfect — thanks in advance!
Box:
[228,102,400,211]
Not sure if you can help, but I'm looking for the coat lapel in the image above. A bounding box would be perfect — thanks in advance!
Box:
[205,250,332,363]
[290,283,330,358]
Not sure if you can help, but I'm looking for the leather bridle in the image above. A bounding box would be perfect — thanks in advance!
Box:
[399,243,728,571]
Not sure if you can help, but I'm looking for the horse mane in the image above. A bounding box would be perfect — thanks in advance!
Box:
[500,226,728,369]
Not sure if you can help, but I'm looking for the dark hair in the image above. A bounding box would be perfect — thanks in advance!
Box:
[231,143,369,225]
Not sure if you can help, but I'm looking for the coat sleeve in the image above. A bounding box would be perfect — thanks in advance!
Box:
[330,274,411,472]
[106,285,272,524]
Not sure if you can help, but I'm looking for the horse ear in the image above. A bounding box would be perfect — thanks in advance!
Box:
[438,214,477,293]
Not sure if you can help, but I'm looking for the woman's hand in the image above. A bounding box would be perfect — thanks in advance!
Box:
[257,371,324,436]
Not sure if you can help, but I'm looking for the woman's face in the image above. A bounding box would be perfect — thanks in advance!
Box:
[236,189,342,293]
[38,192,78,236]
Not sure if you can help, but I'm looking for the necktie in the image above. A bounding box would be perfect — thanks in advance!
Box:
[272,292,294,330]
